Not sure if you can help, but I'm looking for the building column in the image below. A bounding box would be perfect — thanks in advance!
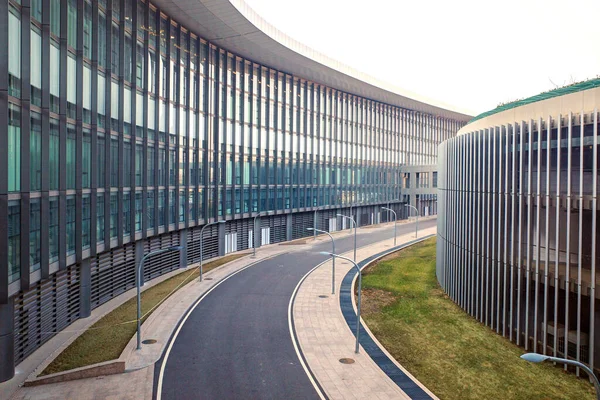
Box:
[0,298,15,383]
[179,229,188,268]
[218,221,225,257]
[254,218,260,249]
[286,214,293,241]
[79,259,91,318]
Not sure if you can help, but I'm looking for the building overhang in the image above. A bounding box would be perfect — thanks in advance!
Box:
[151,0,472,122]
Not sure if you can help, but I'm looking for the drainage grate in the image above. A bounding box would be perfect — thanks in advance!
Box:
[339,358,355,364]
[319,295,329,298]
[142,339,157,345]
[204,277,213,280]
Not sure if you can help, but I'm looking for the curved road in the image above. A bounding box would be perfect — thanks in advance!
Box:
[156,218,436,399]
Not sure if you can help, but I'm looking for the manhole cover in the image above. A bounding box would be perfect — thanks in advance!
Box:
[339,358,355,364]
[204,277,213,280]
[318,295,329,298]
[142,339,157,345]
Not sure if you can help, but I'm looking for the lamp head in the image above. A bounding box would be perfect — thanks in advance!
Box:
[168,246,183,251]
[319,251,333,256]
[307,228,314,231]
[218,220,226,224]
[520,353,548,363]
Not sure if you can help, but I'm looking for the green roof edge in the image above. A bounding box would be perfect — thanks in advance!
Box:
[468,77,600,124]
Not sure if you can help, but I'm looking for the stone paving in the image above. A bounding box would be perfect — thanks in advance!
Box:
[7,244,291,400]
[292,227,438,400]
[5,218,437,400]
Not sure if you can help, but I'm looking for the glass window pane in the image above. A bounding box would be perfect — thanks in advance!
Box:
[84,1,92,58]
[8,201,20,284]
[50,44,60,113]
[147,191,154,229]
[97,194,105,243]
[8,9,21,97]
[135,192,142,232]
[97,134,105,186]
[29,199,41,272]
[66,196,76,255]
[67,0,77,48]
[31,0,42,22]
[30,28,42,106]
[82,195,91,248]
[83,129,91,188]
[8,104,20,192]
[67,125,76,189]
[123,192,131,235]
[110,193,118,238]
[99,11,107,68]
[49,197,59,262]
[49,119,59,190]
[30,112,42,191]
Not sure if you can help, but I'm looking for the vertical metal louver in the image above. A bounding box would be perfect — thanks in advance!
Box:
[90,244,136,309]
[187,224,219,264]
[292,212,314,239]
[261,215,287,244]
[226,219,251,252]
[13,266,80,364]
[143,232,181,281]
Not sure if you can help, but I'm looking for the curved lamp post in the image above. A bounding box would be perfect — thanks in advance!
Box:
[337,214,357,262]
[521,353,600,400]
[308,228,335,294]
[252,211,265,258]
[137,246,183,350]
[381,207,397,246]
[321,252,362,354]
[200,220,226,281]
[313,207,323,241]
[405,204,419,238]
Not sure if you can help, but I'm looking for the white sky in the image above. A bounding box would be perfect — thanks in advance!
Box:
[244,0,600,116]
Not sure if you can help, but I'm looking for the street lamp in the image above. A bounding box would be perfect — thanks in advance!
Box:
[321,252,362,353]
[405,204,419,238]
[520,353,600,400]
[313,207,322,241]
[199,220,226,281]
[381,207,397,246]
[137,246,183,350]
[308,228,336,294]
[337,213,357,262]
[252,211,265,258]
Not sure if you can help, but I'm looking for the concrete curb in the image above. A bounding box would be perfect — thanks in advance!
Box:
[20,250,271,386]
[346,235,439,400]
[23,361,125,387]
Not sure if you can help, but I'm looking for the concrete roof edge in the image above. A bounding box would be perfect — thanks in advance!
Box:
[180,0,473,121]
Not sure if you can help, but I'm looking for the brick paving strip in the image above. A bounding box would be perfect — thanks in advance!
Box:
[4,217,437,400]
[292,227,439,400]
[6,244,292,400]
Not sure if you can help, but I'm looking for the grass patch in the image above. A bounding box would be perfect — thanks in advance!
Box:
[361,238,596,400]
[41,253,247,376]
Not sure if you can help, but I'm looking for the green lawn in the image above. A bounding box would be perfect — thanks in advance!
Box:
[361,238,596,400]
[42,253,247,376]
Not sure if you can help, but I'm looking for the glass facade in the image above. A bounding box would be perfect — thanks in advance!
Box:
[0,0,466,380]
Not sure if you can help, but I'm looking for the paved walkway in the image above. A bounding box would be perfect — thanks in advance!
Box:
[292,227,438,400]
[7,244,290,400]
[6,217,437,400]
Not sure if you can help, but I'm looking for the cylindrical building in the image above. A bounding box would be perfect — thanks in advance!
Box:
[437,81,600,373]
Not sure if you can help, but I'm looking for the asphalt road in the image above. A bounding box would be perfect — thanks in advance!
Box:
[156,218,436,400]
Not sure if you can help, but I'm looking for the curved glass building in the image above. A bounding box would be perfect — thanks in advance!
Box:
[0,0,470,381]
[437,81,600,375]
